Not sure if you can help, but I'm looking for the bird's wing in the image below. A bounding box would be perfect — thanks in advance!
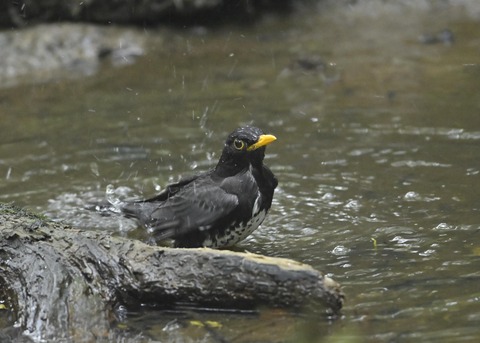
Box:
[142,173,201,202]
[143,180,239,241]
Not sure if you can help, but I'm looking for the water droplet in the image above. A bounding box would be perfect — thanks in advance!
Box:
[419,249,436,257]
[90,162,99,177]
[332,245,350,256]
[433,222,453,231]
[404,191,420,201]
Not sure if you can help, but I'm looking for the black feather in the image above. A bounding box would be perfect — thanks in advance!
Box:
[113,126,277,248]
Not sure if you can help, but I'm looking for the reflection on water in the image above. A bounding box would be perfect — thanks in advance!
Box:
[1,2,480,342]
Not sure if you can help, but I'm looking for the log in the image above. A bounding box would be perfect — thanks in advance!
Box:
[0,203,343,341]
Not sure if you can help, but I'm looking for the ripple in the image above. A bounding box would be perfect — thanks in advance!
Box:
[391,160,451,168]
[403,191,440,202]
[398,126,480,141]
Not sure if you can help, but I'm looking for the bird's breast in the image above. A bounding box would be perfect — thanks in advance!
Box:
[206,209,268,248]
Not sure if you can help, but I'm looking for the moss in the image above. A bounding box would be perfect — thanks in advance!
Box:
[0,203,50,225]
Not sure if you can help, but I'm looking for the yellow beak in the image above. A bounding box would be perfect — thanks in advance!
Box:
[247,134,277,151]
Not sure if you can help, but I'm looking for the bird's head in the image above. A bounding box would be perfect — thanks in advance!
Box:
[217,126,276,173]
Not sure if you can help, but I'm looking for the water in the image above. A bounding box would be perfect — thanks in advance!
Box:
[1,2,480,342]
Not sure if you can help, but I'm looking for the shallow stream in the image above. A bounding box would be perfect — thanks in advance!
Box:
[1,2,480,342]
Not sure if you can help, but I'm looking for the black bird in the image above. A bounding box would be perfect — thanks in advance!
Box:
[110,126,278,248]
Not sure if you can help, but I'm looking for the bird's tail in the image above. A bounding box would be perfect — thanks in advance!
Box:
[107,184,183,241]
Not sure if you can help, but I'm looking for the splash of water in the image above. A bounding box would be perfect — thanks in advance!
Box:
[106,184,124,213]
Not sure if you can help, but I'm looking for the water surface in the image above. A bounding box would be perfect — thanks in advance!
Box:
[1,2,480,342]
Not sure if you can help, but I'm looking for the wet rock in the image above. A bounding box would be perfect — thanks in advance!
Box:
[0,0,294,27]
[418,28,455,45]
[0,23,146,88]
[279,55,341,86]
[290,56,326,73]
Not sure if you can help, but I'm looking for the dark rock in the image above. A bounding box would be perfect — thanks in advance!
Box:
[419,28,455,45]
[0,0,295,28]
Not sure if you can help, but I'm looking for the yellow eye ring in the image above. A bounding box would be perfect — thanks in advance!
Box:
[233,139,245,150]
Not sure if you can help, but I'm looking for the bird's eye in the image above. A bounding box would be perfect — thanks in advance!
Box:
[233,139,245,150]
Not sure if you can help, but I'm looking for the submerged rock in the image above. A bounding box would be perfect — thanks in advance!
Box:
[0,23,146,88]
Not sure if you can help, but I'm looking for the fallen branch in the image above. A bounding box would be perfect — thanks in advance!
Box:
[0,203,343,341]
